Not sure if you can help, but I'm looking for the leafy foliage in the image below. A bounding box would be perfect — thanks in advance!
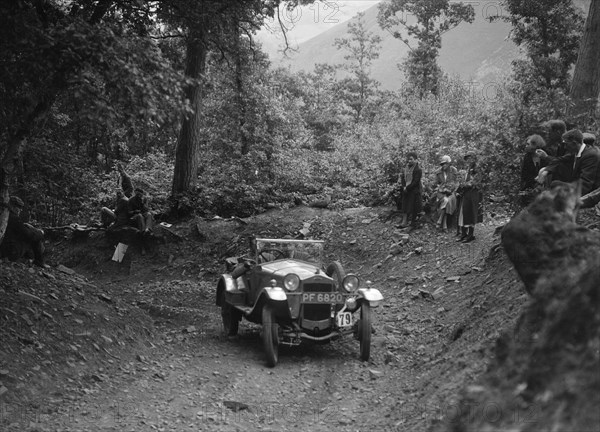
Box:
[334,12,382,123]
[377,0,475,96]
[1,0,592,229]
[496,0,584,92]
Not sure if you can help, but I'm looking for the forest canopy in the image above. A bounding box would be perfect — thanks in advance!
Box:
[0,0,598,239]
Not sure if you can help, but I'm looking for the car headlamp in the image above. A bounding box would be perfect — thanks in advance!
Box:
[283,274,300,291]
[342,274,359,292]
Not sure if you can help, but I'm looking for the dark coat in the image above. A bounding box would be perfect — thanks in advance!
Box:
[546,145,600,195]
[520,153,546,191]
[458,166,483,226]
[128,194,149,217]
[113,196,130,228]
[0,212,45,263]
[401,163,423,216]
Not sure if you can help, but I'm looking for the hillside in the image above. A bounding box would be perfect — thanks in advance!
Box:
[263,0,591,91]
[1,203,598,431]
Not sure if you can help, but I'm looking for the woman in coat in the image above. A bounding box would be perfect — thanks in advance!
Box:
[434,155,459,231]
[457,153,482,243]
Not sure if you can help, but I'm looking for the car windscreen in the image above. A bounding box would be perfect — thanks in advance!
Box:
[255,238,324,265]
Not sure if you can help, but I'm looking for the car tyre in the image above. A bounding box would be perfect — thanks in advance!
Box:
[359,302,372,361]
[262,305,279,367]
[326,261,346,291]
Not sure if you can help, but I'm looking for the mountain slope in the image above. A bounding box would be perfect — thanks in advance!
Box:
[267,0,591,91]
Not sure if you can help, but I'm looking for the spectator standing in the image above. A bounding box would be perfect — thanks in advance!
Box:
[456,153,482,243]
[399,152,423,231]
[434,155,458,231]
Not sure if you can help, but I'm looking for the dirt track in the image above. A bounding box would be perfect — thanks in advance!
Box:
[1,205,527,432]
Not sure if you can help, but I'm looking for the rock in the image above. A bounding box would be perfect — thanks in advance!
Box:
[98,293,112,303]
[446,276,461,282]
[42,271,56,280]
[414,247,423,255]
[223,400,249,412]
[184,325,196,333]
[0,386,7,397]
[57,264,75,275]
[152,372,165,381]
[390,243,402,255]
[419,289,435,301]
[17,290,49,305]
[91,374,103,382]
[101,335,113,344]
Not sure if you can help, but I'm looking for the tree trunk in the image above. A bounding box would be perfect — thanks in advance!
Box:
[172,28,208,195]
[569,0,600,125]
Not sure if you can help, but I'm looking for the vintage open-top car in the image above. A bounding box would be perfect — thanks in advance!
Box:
[216,237,384,366]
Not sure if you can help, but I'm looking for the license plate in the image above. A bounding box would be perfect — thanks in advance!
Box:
[336,312,353,328]
[301,292,344,304]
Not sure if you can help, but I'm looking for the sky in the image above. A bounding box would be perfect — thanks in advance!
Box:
[256,1,380,57]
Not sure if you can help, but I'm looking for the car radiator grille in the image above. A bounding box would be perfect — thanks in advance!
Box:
[303,283,333,292]
[302,282,333,321]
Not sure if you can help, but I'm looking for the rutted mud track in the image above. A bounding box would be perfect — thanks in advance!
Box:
[3,206,525,432]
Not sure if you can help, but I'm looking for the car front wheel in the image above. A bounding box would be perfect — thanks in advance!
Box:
[359,302,372,361]
[262,305,279,367]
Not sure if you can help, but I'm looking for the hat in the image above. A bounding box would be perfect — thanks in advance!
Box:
[440,155,451,165]
[9,196,24,208]
[583,132,596,145]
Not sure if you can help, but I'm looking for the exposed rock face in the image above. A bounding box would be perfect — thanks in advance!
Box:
[501,183,599,296]
[441,184,600,432]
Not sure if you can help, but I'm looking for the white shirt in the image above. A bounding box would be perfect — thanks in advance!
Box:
[574,143,586,169]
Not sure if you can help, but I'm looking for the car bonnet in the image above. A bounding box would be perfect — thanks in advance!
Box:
[259,260,324,279]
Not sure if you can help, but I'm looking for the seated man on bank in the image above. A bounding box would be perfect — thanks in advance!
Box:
[100,189,130,231]
[536,129,600,196]
[128,188,154,233]
[0,196,45,267]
